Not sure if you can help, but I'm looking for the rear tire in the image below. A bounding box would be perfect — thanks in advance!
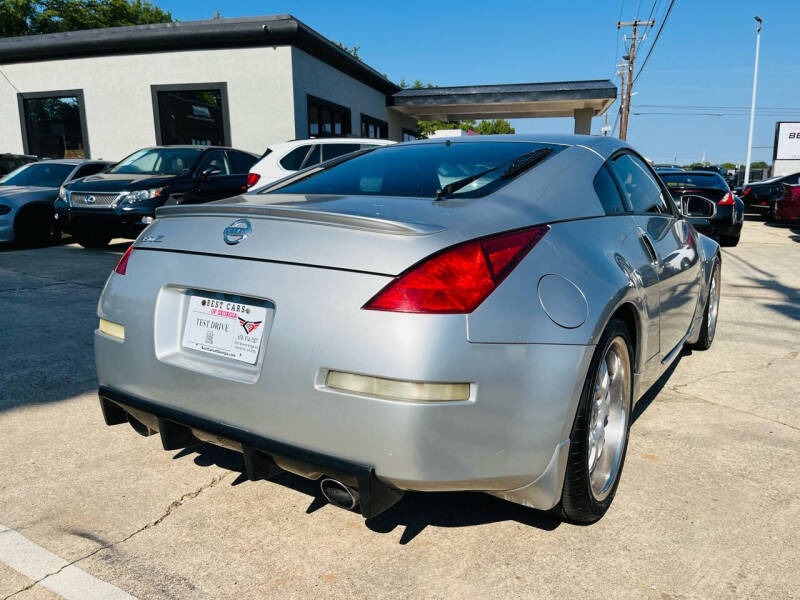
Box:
[555,318,633,524]
[719,232,740,247]
[690,259,720,351]
[76,232,112,248]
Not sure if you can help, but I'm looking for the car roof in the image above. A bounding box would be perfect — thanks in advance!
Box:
[34,158,95,166]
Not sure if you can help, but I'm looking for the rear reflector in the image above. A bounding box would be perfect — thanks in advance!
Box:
[114,245,133,275]
[718,192,735,205]
[99,318,125,340]
[246,172,261,188]
[326,371,470,402]
[364,225,549,313]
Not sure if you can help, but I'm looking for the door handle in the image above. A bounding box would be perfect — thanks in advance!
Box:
[637,228,658,265]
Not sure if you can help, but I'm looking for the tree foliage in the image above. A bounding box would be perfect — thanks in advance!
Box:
[1,0,173,38]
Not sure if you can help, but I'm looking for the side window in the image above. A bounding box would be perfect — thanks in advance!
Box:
[593,165,626,214]
[197,151,230,175]
[71,163,107,179]
[301,145,322,168]
[227,151,257,174]
[322,143,360,162]
[280,145,313,171]
[609,153,670,214]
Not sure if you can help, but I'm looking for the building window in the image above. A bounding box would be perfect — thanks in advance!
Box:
[151,83,231,146]
[361,114,388,139]
[307,95,351,138]
[402,128,419,142]
[17,90,90,158]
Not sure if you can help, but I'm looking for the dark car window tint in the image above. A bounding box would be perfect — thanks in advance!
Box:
[322,143,361,161]
[280,145,313,170]
[660,173,728,191]
[0,162,74,187]
[227,151,257,174]
[197,151,230,175]
[72,163,108,179]
[301,145,322,169]
[610,153,669,214]
[266,142,561,199]
[594,166,626,214]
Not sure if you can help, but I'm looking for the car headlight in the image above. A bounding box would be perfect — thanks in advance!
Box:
[58,186,67,201]
[121,188,164,204]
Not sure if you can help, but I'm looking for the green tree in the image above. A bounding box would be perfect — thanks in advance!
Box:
[721,162,737,170]
[1,0,172,38]
[750,161,768,169]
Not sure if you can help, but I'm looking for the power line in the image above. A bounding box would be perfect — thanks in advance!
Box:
[645,0,660,22]
[632,0,676,85]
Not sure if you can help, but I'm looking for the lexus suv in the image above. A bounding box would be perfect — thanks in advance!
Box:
[56,146,258,247]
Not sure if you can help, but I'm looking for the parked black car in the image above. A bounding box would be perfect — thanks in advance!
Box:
[659,170,744,246]
[735,171,800,216]
[0,153,37,176]
[55,146,258,247]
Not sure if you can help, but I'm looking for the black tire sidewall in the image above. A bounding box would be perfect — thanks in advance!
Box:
[560,318,634,522]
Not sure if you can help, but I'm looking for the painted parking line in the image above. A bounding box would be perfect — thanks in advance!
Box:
[0,523,136,600]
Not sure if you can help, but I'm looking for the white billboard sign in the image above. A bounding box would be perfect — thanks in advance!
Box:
[775,122,800,160]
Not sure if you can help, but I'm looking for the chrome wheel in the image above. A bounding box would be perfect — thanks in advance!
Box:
[708,266,720,341]
[588,337,631,502]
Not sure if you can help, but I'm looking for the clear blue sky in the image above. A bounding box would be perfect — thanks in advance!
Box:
[159,0,799,166]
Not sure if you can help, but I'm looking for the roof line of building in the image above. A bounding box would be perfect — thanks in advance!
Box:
[0,14,400,95]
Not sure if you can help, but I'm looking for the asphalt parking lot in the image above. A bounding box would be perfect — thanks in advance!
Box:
[1,218,798,600]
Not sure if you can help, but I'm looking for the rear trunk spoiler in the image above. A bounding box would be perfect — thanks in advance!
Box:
[156,204,444,236]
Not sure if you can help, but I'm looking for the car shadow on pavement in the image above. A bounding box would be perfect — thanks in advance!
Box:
[173,443,562,544]
[631,349,686,426]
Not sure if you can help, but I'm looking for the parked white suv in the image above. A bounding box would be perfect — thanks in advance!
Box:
[248,138,395,190]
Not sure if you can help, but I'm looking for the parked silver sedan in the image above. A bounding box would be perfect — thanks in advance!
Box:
[95,135,721,523]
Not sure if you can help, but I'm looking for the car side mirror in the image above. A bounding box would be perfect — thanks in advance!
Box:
[680,195,716,219]
[198,167,222,181]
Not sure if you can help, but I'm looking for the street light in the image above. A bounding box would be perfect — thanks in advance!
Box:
[744,16,762,186]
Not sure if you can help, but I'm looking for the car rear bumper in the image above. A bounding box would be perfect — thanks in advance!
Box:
[95,249,595,511]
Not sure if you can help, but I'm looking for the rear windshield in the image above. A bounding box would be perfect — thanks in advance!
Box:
[660,173,728,191]
[0,162,74,187]
[263,141,562,199]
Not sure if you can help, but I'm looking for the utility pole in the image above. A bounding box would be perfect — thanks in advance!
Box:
[744,16,762,186]
[617,19,654,141]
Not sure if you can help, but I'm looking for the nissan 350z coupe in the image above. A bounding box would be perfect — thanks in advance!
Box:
[96,135,721,523]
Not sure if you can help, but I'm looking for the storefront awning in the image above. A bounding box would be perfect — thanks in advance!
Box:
[389,80,616,134]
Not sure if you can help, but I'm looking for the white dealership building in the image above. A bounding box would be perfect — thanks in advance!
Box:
[0,15,617,161]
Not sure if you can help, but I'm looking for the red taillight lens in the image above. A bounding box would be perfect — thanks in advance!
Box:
[744,187,751,196]
[114,245,133,275]
[246,172,261,188]
[364,225,549,314]
[718,192,735,205]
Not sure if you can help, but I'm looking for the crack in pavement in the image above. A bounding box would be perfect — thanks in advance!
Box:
[667,384,800,432]
[662,351,800,432]
[1,472,229,600]
[671,351,800,395]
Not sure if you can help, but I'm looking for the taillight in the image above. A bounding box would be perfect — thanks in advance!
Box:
[718,192,735,205]
[246,172,261,188]
[114,246,133,275]
[363,225,549,314]
[744,187,751,196]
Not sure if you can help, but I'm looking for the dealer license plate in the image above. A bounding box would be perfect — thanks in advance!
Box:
[182,295,268,364]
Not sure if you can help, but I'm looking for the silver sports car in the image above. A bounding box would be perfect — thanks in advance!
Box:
[96,134,721,523]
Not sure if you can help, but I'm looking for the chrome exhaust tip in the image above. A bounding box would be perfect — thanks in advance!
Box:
[320,478,359,510]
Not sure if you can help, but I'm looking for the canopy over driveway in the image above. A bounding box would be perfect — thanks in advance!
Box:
[389,80,617,135]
